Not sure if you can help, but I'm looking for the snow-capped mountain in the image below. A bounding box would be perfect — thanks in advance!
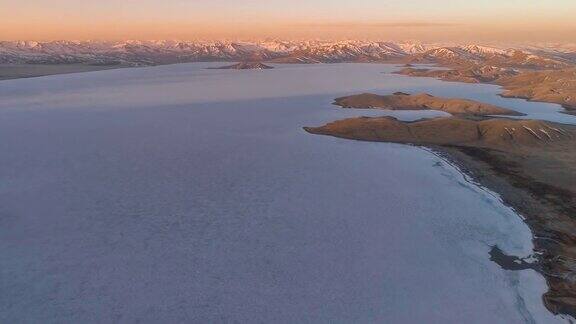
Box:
[404,44,572,69]
[0,40,572,68]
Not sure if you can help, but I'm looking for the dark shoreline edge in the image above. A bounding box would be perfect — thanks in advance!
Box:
[366,138,576,318]
[389,63,576,316]
[313,131,576,318]
[428,145,576,318]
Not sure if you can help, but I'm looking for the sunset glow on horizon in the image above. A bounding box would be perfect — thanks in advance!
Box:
[2,0,576,41]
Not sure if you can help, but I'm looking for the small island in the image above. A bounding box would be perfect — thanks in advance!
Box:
[333,92,523,116]
[210,62,274,70]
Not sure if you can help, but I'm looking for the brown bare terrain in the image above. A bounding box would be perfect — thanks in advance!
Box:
[305,114,576,317]
[498,69,576,112]
[397,66,576,114]
[396,65,517,83]
[305,116,571,149]
[334,92,522,116]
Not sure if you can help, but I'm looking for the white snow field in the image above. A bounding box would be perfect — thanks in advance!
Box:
[0,63,573,323]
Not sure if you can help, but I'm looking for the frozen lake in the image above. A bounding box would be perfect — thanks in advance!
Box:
[0,63,571,323]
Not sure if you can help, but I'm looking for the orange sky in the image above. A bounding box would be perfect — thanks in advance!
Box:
[2,0,575,42]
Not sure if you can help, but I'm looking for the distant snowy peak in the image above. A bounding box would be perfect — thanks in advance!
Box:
[0,40,572,67]
[460,44,508,56]
[396,43,432,54]
[421,45,509,61]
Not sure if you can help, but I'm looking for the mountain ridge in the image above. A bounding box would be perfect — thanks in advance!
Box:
[1,40,573,68]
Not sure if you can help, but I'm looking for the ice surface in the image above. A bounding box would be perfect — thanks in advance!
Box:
[0,63,570,323]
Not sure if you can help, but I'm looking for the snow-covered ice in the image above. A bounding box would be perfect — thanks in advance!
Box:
[0,63,572,323]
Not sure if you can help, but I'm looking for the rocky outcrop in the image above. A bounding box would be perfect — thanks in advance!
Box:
[211,62,274,70]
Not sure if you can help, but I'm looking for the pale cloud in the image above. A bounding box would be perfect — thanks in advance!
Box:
[293,22,461,28]
[0,0,574,41]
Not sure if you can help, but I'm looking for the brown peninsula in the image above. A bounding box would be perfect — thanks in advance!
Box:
[397,67,576,114]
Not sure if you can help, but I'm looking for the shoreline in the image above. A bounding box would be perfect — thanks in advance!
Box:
[387,65,576,317]
[309,129,576,318]
[0,63,134,81]
[429,145,576,317]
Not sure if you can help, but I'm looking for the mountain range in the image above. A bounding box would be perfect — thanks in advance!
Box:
[1,40,575,69]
